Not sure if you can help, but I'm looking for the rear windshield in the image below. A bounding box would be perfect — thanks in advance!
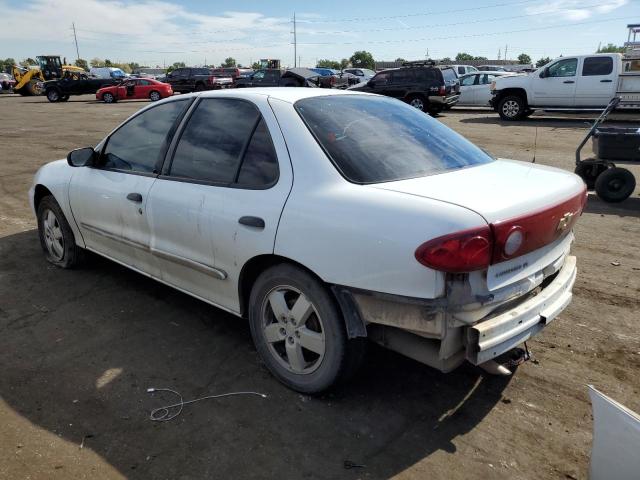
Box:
[441,68,457,82]
[295,95,492,184]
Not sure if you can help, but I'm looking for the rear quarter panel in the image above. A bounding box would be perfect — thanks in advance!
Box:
[268,97,488,299]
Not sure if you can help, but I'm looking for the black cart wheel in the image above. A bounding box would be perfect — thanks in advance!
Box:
[575,163,609,190]
[595,167,636,203]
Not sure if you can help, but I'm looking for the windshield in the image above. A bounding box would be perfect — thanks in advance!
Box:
[295,95,492,184]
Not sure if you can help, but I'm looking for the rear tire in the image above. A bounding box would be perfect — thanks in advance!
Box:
[37,196,85,268]
[498,95,526,120]
[195,83,205,91]
[103,92,115,103]
[406,94,428,112]
[595,167,636,203]
[149,90,161,101]
[248,264,365,393]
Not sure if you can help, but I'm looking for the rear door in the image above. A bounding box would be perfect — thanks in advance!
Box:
[147,95,293,312]
[575,56,617,107]
[388,69,414,99]
[531,57,578,106]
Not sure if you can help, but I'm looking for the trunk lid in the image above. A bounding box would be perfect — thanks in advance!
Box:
[374,159,587,290]
[373,159,584,223]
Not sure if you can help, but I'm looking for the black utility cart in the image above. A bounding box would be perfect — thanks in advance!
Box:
[575,97,639,203]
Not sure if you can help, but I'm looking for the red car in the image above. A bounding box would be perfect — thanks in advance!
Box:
[96,78,173,103]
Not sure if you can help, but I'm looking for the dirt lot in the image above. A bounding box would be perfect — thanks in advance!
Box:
[1,93,639,480]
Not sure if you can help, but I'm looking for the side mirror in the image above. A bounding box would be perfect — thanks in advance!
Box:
[67,147,95,167]
[540,68,548,78]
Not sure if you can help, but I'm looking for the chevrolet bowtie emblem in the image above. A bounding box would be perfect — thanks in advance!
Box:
[557,212,574,231]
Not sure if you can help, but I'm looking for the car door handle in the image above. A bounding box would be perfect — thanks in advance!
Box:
[126,192,143,203]
[600,79,613,83]
[563,80,575,84]
[238,216,265,229]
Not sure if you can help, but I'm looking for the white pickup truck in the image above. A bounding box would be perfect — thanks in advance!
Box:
[490,53,640,120]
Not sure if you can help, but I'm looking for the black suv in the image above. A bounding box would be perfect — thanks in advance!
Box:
[165,67,214,93]
[348,62,459,114]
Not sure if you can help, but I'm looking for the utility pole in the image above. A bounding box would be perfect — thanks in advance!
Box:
[72,22,80,61]
[504,44,508,61]
[293,12,297,68]
[497,48,501,60]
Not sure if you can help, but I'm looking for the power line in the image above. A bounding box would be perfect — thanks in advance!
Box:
[296,16,630,46]
[301,1,623,35]
[295,0,545,23]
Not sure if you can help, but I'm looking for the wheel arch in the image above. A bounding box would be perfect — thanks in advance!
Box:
[33,184,55,211]
[495,87,528,106]
[238,254,367,338]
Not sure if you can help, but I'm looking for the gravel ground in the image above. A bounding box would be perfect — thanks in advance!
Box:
[1,93,639,480]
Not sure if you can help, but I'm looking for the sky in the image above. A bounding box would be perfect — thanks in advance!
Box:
[0,0,637,68]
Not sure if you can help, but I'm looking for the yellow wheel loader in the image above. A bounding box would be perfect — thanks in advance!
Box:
[12,56,86,96]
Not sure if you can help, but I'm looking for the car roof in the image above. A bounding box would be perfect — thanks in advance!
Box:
[460,71,513,76]
[196,87,372,104]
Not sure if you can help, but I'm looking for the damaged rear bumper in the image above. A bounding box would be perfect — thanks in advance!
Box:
[466,255,576,365]
[336,253,577,372]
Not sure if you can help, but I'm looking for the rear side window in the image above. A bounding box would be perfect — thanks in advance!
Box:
[237,119,279,187]
[441,68,457,82]
[582,57,613,76]
[391,69,415,83]
[170,99,259,183]
[296,95,492,184]
[415,69,439,82]
[101,100,189,173]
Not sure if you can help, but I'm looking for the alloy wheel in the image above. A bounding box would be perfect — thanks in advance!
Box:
[502,99,520,118]
[42,209,64,261]
[410,98,425,110]
[150,91,160,101]
[261,286,326,374]
[104,93,114,103]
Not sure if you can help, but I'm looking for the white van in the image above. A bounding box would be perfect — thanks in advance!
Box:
[89,67,128,80]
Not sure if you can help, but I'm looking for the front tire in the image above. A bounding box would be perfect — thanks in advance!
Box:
[37,196,84,268]
[498,95,526,120]
[595,167,636,203]
[149,90,161,101]
[46,88,60,102]
[248,264,364,393]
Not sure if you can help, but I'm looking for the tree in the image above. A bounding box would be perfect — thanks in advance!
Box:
[317,59,340,69]
[223,57,236,67]
[517,53,531,65]
[128,62,140,72]
[340,58,349,69]
[440,57,452,64]
[251,61,261,70]
[349,51,375,70]
[104,59,113,67]
[172,61,185,69]
[455,52,474,62]
[90,58,104,67]
[597,43,624,53]
[395,57,406,63]
[20,58,37,67]
[0,58,16,73]
[74,58,89,71]
[536,57,551,68]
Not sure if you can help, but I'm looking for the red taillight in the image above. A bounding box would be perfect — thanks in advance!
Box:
[491,186,586,262]
[438,86,446,95]
[415,226,492,273]
[415,187,587,273]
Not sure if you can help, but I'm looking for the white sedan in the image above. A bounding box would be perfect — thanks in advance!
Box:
[457,71,516,106]
[30,88,585,393]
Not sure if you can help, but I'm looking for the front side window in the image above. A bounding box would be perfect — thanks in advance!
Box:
[582,57,613,76]
[296,95,492,184]
[169,98,277,186]
[100,100,189,173]
[372,71,391,85]
[547,58,577,77]
[460,75,476,86]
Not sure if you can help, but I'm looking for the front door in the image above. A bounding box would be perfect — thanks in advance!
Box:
[68,99,192,276]
[147,95,293,313]
[575,56,617,107]
[531,57,578,106]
